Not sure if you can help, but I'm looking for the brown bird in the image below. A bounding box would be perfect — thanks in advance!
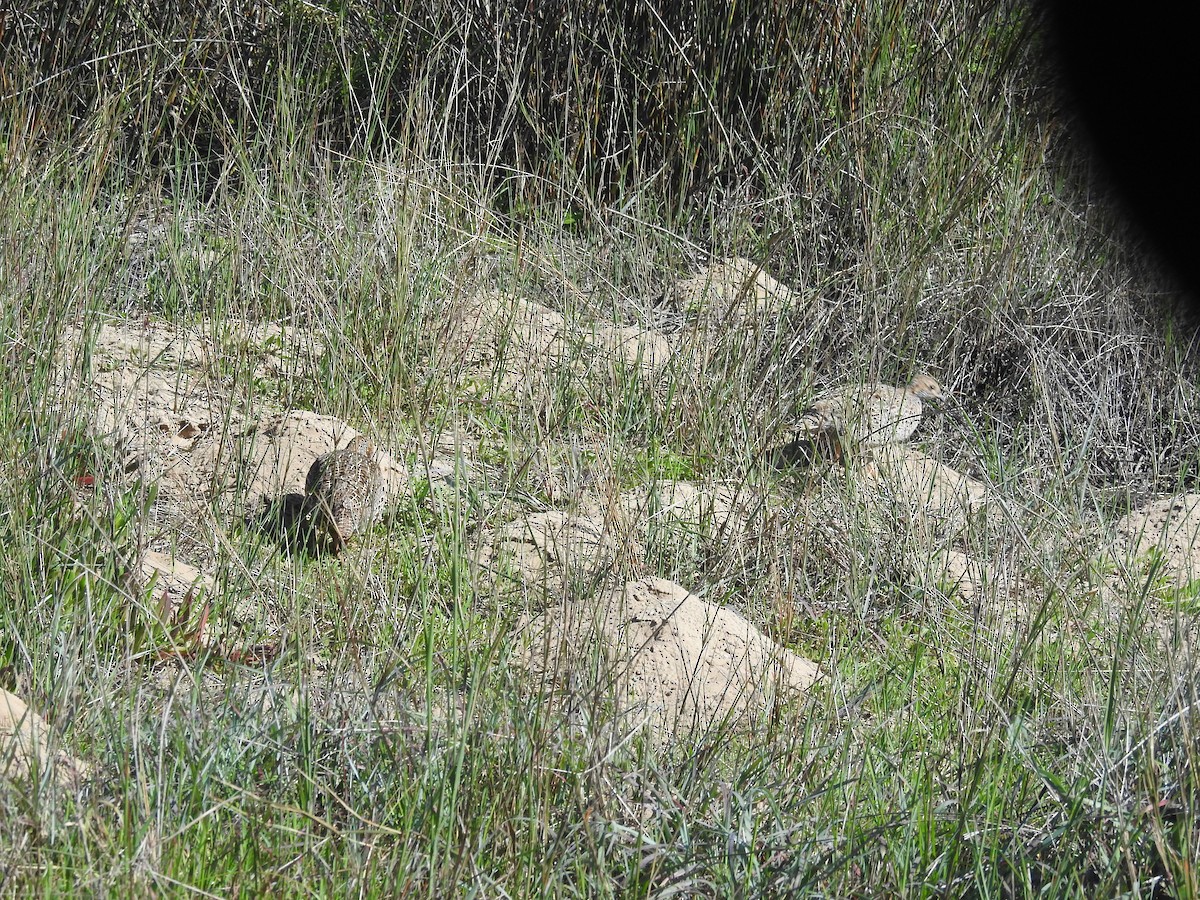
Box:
[785,374,946,462]
[302,435,384,554]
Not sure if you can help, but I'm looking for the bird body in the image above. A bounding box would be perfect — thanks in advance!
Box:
[302,435,383,553]
[788,375,945,461]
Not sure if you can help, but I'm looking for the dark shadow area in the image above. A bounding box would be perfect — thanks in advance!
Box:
[249,491,315,556]
[1042,2,1200,306]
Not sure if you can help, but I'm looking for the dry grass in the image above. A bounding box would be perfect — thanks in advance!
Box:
[2,2,1199,897]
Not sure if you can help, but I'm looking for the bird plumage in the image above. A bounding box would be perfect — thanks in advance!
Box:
[787,375,945,462]
[302,435,383,553]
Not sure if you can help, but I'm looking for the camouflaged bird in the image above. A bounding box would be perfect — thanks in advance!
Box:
[785,374,946,462]
[302,435,384,553]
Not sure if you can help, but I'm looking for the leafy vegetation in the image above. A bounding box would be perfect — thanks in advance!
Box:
[2,0,1199,896]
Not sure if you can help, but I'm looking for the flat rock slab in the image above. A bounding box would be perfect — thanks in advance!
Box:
[522,576,820,741]
[59,319,325,459]
[936,549,990,601]
[859,447,991,539]
[140,550,217,602]
[0,689,91,787]
[476,509,633,592]
[671,257,797,323]
[618,480,769,555]
[449,292,672,392]
[932,549,1029,628]
[1112,494,1200,588]
[621,480,738,530]
[585,323,672,373]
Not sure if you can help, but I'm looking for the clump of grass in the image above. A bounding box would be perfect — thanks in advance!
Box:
[3,1,1200,896]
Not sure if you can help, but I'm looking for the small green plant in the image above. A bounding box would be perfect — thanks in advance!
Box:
[1,1,1197,894]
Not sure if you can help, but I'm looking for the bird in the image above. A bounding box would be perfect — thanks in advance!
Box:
[784,374,946,463]
[302,435,384,554]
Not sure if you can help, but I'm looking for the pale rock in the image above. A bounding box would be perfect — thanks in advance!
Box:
[521,576,820,740]
[1112,494,1200,588]
[859,447,991,540]
[671,258,797,323]
[0,689,91,786]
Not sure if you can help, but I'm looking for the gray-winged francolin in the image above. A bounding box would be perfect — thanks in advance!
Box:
[787,374,945,461]
[303,435,384,553]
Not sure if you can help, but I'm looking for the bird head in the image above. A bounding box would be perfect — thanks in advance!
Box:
[907,374,946,401]
[344,435,376,456]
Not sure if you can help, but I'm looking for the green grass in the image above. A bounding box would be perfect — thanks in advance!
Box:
[3,1,1200,896]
